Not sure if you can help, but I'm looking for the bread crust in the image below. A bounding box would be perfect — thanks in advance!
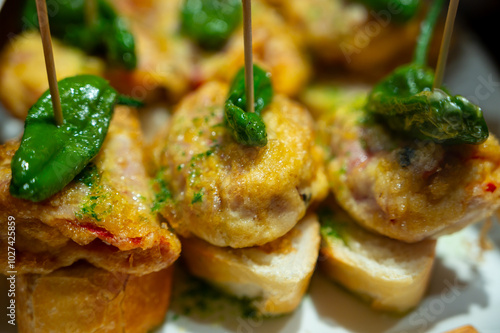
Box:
[17,262,173,333]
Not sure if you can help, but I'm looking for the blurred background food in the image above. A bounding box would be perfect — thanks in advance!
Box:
[0,0,498,73]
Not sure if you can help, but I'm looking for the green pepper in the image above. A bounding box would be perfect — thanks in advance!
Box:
[181,0,242,50]
[23,0,136,70]
[224,65,273,147]
[365,0,489,145]
[367,64,488,144]
[10,75,138,202]
[353,0,421,22]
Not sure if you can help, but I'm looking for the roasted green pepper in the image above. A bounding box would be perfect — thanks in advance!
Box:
[367,64,488,144]
[23,0,136,70]
[10,75,139,202]
[181,0,242,50]
[366,0,489,145]
[353,0,421,22]
[224,65,273,147]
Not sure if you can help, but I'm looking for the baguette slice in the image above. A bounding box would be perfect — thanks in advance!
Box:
[17,261,173,333]
[319,204,436,313]
[181,213,320,316]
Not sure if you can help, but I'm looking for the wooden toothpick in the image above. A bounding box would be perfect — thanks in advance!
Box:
[35,0,63,126]
[433,0,459,90]
[85,0,98,27]
[242,0,254,114]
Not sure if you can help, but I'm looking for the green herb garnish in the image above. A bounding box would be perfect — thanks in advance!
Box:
[152,169,172,212]
[318,208,346,242]
[191,190,204,204]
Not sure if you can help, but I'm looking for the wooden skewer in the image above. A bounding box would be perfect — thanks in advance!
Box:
[85,0,98,27]
[433,0,459,90]
[242,0,254,114]
[35,0,63,126]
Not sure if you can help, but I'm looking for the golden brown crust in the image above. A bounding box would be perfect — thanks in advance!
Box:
[155,82,328,248]
[17,262,173,333]
[2,218,178,276]
[0,107,180,275]
[315,87,500,242]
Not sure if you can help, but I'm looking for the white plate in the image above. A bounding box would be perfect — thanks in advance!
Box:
[0,32,499,333]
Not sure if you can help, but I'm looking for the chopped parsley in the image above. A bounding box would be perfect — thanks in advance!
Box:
[318,208,347,243]
[152,168,172,212]
[192,189,204,204]
[76,186,112,222]
[171,268,261,321]
[75,163,100,188]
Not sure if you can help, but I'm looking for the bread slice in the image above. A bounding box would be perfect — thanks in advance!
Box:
[318,204,436,313]
[17,261,173,333]
[181,213,320,316]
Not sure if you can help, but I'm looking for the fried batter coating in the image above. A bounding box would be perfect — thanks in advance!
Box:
[154,82,327,248]
[198,0,310,97]
[0,107,180,275]
[0,31,104,119]
[312,86,500,242]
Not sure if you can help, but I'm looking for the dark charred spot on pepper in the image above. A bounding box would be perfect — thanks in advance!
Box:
[398,147,416,168]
